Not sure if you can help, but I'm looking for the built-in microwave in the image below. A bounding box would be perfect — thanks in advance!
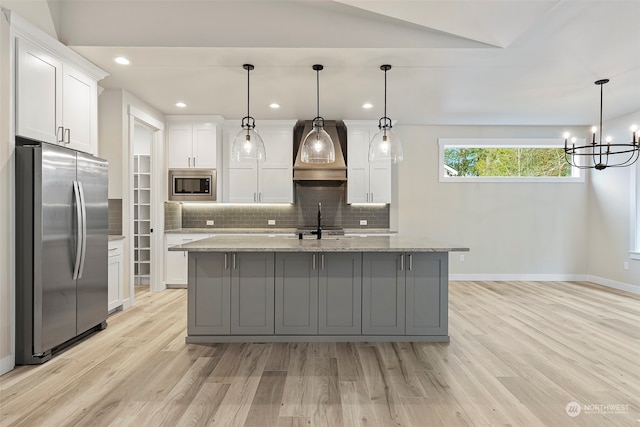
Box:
[168,169,217,202]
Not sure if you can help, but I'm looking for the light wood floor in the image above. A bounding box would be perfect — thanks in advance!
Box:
[1,281,639,427]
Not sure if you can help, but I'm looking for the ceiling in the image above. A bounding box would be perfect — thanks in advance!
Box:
[46,0,640,126]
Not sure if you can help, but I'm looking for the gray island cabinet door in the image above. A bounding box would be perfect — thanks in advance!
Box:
[231,252,275,335]
[275,253,318,335]
[318,253,362,335]
[188,253,230,335]
[405,253,448,336]
[362,252,405,335]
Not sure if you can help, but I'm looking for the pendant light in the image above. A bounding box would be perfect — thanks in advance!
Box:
[563,79,639,170]
[231,64,266,162]
[369,64,403,163]
[301,64,335,164]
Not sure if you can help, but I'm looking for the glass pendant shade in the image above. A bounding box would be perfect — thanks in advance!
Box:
[369,64,403,163]
[301,64,335,164]
[232,63,265,162]
[301,124,335,164]
[231,127,266,161]
[369,127,403,163]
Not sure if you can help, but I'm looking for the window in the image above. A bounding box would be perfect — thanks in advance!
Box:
[439,138,584,183]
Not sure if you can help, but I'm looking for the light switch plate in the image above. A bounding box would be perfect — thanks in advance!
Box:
[206,220,214,226]
[268,219,276,225]
[359,220,367,226]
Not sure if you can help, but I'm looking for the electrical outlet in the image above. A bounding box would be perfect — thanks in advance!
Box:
[206,220,214,226]
[268,219,276,225]
[460,254,465,262]
[624,261,629,271]
[359,220,368,226]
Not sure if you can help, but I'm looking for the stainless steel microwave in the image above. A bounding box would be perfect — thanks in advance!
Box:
[168,169,217,202]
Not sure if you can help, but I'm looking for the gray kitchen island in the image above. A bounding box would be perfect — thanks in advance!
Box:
[170,235,469,343]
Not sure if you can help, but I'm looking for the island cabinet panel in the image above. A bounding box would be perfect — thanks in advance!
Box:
[188,253,230,335]
[362,253,405,335]
[230,253,275,335]
[318,253,362,335]
[275,253,318,334]
[405,253,448,336]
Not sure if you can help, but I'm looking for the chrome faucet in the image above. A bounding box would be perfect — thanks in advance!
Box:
[311,202,322,239]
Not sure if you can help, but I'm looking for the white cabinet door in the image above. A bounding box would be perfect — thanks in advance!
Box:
[167,124,192,169]
[369,161,391,203]
[259,127,293,203]
[224,121,294,203]
[62,64,96,155]
[15,38,62,144]
[108,241,123,311]
[346,122,392,204]
[346,127,371,203]
[227,165,258,203]
[167,121,218,169]
[165,234,210,285]
[192,125,217,168]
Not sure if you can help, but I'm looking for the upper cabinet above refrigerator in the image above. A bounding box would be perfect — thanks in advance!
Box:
[9,11,108,156]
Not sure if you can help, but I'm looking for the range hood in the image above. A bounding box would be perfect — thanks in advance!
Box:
[293,120,347,181]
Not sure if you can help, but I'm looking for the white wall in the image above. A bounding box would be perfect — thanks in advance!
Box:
[98,89,163,304]
[0,4,13,374]
[587,110,640,290]
[98,89,124,198]
[395,125,591,279]
[133,122,152,155]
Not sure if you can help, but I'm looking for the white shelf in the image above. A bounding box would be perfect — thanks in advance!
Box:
[134,154,151,286]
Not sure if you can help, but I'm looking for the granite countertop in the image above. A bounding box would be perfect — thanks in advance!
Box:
[108,235,125,241]
[169,234,469,253]
[165,228,397,235]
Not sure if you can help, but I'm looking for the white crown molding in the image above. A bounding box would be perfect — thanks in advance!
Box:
[3,8,108,81]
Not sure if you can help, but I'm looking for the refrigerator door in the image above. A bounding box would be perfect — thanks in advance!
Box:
[37,144,79,353]
[76,152,108,334]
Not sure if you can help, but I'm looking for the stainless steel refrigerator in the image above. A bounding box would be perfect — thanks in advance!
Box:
[15,138,109,364]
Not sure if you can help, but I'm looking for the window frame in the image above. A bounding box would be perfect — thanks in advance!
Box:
[438,138,585,183]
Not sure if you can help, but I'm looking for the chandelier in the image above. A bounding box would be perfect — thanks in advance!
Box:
[564,79,639,170]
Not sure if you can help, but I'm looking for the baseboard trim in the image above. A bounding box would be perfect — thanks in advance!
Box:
[449,274,639,295]
[586,275,640,295]
[122,297,132,310]
[0,353,15,376]
[449,274,587,282]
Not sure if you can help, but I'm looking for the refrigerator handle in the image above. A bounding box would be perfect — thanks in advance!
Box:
[77,182,88,278]
[72,181,83,280]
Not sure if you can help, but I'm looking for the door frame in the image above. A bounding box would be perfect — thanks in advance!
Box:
[128,106,164,297]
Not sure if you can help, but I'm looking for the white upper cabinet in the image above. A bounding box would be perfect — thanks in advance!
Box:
[344,121,392,204]
[11,13,107,156]
[15,38,62,145]
[61,64,97,154]
[166,117,221,169]
[224,120,295,203]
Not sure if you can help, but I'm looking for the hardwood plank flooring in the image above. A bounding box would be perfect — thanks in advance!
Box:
[1,281,639,426]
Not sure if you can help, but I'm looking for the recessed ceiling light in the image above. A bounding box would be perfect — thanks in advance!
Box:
[362,103,373,109]
[269,103,280,109]
[175,102,187,108]
[114,56,131,65]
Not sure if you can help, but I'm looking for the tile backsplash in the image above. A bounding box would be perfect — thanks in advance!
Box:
[108,199,123,235]
[166,183,390,230]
